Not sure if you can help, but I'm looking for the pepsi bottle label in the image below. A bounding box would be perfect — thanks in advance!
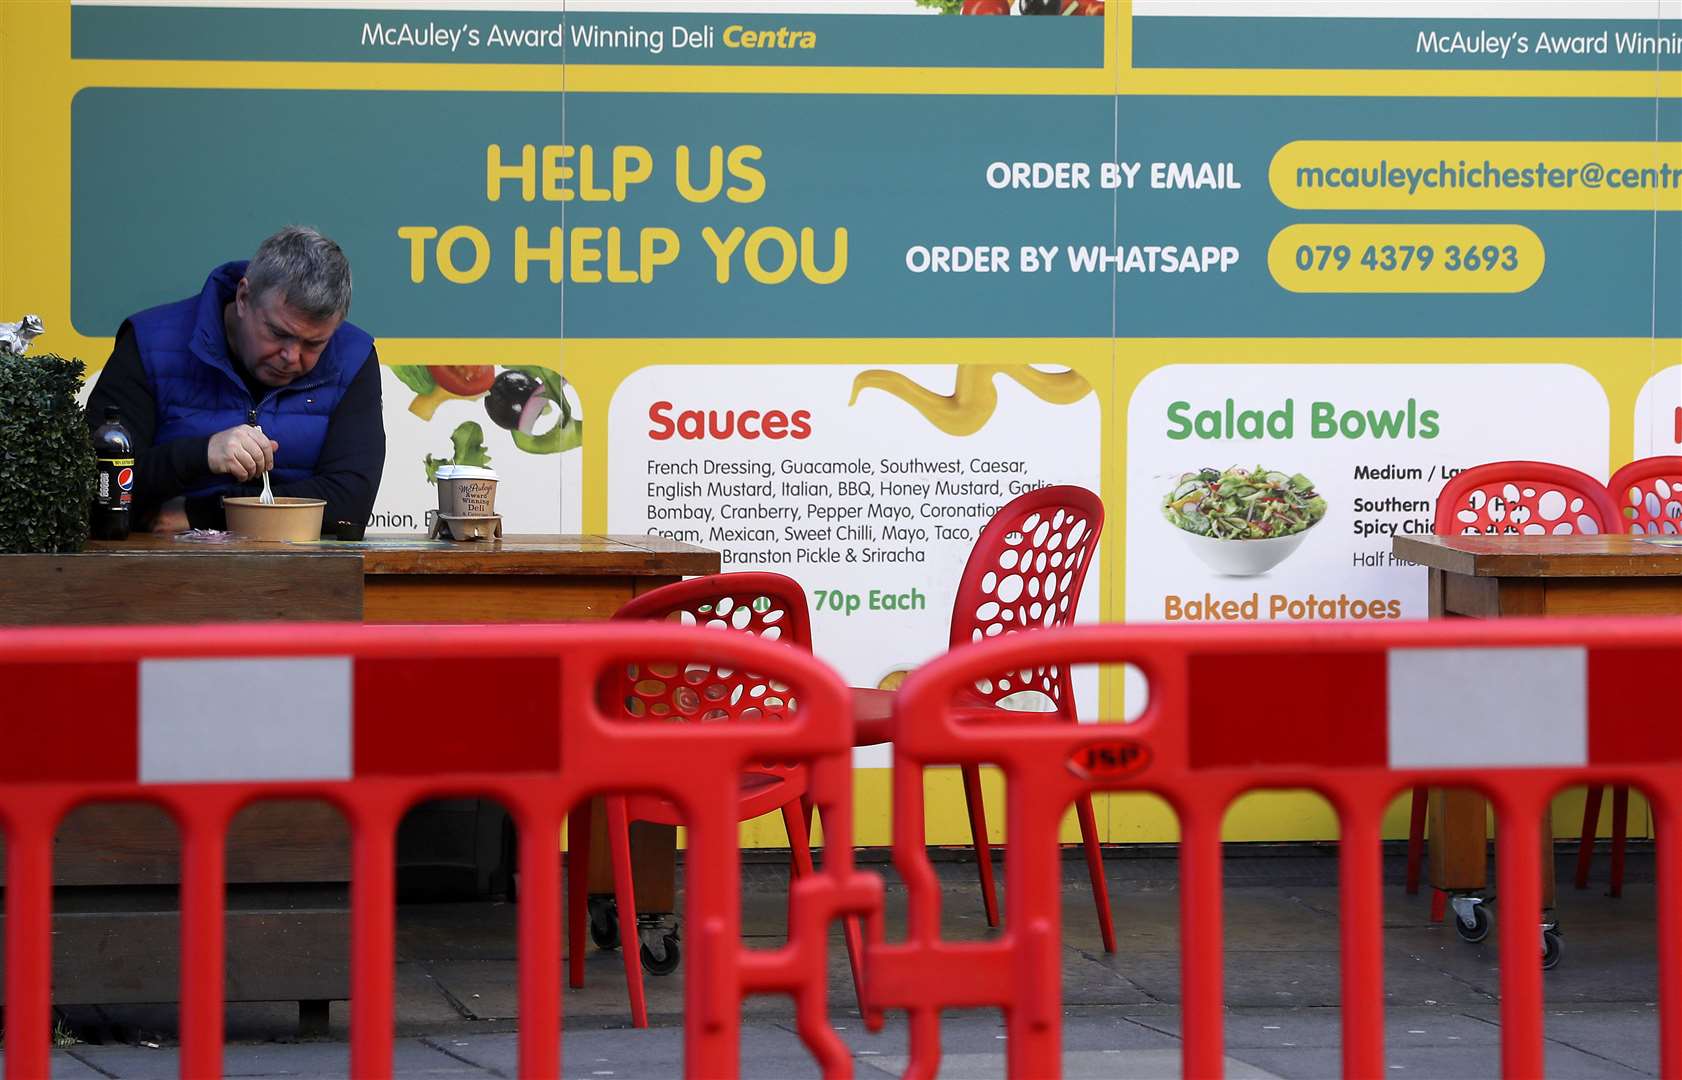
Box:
[97,456,134,507]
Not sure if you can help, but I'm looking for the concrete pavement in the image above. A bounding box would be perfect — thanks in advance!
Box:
[46,846,1663,1078]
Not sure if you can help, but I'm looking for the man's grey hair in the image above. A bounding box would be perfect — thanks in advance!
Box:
[246,225,353,321]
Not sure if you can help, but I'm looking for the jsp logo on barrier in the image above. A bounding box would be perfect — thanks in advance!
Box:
[1066,739,1151,780]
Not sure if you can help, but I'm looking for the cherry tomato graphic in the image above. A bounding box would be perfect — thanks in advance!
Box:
[428,365,494,397]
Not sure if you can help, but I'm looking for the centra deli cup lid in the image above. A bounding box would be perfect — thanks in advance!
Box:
[433,465,498,481]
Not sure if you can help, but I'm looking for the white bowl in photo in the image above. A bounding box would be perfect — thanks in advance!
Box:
[1175,527,1312,577]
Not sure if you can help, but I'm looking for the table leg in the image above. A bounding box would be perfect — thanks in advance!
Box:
[1428,788,1556,907]
[1429,788,1488,891]
[1542,809,1557,909]
[584,797,676,911]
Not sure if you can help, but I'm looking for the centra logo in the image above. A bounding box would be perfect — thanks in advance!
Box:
[1066,739,1151,782]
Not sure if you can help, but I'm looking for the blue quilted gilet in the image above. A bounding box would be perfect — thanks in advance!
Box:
[129,261,373,496]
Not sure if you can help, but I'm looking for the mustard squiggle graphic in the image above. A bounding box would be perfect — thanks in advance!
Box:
[849,365,1092,436]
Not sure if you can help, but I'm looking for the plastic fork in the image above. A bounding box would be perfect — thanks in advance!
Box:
[247,409,275,504]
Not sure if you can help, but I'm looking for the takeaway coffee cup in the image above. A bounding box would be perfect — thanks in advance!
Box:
[434,465,499,517]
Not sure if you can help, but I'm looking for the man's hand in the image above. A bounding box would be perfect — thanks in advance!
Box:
[151,497,189,535]
[208,424,279,481]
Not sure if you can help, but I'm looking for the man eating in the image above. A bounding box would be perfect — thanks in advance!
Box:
[87,225,385,533]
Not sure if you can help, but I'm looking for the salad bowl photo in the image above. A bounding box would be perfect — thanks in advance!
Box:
[1162,466,1327,577]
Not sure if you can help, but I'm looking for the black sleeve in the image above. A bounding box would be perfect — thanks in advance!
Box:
[86,323,215,523]
[185,344,387,531]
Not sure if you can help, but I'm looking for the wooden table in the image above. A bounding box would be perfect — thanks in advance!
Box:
[1392,534,1682,902]
[0,533,718,1024]
[2,532,720,624]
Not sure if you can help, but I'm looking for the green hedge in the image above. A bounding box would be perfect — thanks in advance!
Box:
[0,350,96,553]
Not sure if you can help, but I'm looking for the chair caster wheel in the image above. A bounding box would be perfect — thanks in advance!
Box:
[1451,897,1491,943]
[1543,927,1563,970]
[640,930,681,976]
[588,896,620,950]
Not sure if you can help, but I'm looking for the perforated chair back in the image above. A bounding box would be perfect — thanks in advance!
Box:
[949,485,1104,716]
[609,572,813,820]
[1433,461,1619,537]
[1608,456,1682,536]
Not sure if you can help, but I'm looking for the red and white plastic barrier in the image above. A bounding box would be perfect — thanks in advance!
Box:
[4,617,1680,1078]
[868,617,1682,1079]
[0,622,878,1080]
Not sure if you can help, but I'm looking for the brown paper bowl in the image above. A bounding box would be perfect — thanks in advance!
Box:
[223,496,327,542]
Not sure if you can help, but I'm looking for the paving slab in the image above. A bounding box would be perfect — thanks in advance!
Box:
[67,1038,483,1078]
[424,959,529,1023]
[394,963,483,1036]
[833,1008,1182,1057]
[1081,947,1347,1008]
[1228,1040,1652,1079]
[434,1023,855,1079]
[1059,944,1164,1007]
[866,1047,1283,1079]
[1455,1003,1663,1078]
[50,1052,109,1079]
[397,902,519,964]
[1126,1005,1502,1050]
[1538,1006,1661,1076]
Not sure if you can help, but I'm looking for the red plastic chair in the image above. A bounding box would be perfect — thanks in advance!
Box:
[1407,462,1621,906]
[1433,460,1620,536]
[1575,456,1682,895]
[1609,455,1682,536]
[567,572,863,1027]
[947,485,1115,952]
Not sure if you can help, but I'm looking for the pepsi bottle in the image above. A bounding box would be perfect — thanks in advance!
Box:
[90,406,133,540]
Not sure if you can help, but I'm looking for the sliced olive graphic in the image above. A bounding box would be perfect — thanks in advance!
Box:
[486,369,541,430]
